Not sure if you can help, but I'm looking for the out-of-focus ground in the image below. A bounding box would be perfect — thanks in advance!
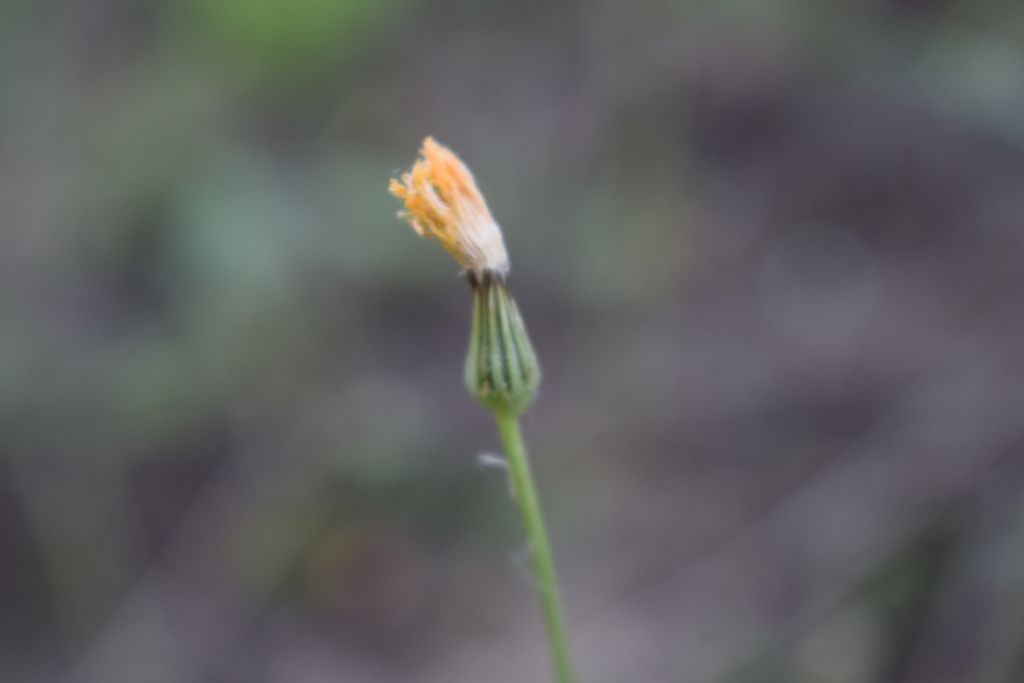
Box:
[2,1,1024,681]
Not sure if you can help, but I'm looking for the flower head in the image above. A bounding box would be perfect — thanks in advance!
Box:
[389,137,510,276]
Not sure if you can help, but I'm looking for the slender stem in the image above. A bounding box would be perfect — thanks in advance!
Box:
[494,410,576,683]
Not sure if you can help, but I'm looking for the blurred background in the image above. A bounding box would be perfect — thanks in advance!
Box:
[2,1,1024,681]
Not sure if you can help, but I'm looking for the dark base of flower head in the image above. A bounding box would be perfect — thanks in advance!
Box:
[464,270,541,415]
[464,268,507,290]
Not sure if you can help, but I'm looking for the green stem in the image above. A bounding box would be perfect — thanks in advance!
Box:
[494,410,576,683]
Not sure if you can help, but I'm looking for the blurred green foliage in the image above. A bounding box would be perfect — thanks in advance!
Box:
[181,0,408,79]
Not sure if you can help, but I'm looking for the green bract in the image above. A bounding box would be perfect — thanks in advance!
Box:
[464,272,541,415]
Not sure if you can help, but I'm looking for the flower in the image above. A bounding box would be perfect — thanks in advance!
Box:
[390,136,540,414]
[389,137,510,276]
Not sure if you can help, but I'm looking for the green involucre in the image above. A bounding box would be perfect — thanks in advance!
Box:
[464,275,541,415]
